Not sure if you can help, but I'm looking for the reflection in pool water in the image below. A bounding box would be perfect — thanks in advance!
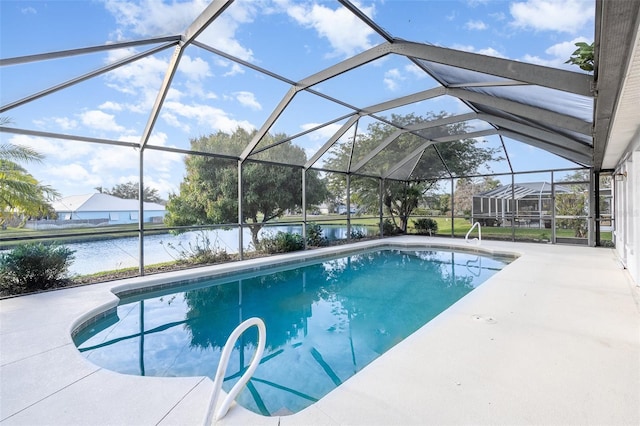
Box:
[74,248,511,416]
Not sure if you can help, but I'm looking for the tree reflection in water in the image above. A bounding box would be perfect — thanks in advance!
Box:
[75,249,508,416]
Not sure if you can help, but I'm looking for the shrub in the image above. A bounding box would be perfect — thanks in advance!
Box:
[160,231,230,265]
[0,243,75,295]
[258,232,304,254]
[382,219,401,235]
[350,229,366,239]
[306,223,327,247]
[413,218,438,235]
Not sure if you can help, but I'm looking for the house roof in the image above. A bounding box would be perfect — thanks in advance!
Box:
[52,193,165,212]
[477,182,572,200]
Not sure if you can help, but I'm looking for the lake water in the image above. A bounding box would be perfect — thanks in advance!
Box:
[59,225,375,276]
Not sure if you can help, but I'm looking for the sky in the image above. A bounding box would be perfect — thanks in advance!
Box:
[0,0,596,199]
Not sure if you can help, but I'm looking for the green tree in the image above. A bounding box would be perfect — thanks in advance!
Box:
[103,181,164,203]
[164,128,328,246]
[0,117,59,227]
[324,113,502,231]
[565,41,594,72]
[0,129,59,227]
[557,170,590,237]
[454,176,501,218]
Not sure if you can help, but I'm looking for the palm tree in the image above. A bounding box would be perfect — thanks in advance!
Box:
[0,118,60,228]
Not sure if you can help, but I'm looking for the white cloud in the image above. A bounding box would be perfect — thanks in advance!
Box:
[383,68,403,91]
[53,117,78,130]
[88,145,139,175]
[99,101,123,111]
[476,47,506,58]
[21,6,36,14]
[163,101,255,133]
[193,2,256,61]
[510,0,594,34]
[48,163,103,188]
[104,52,168,109]
[161,112,191,133]
[234,91,262,110]
[7,134,92,161]
[300,122,342,140]
[521,36,589,68]
[283,0,376,57]
[451,44,506,58]
[104,0,210,37]
[404,63,428,79]
[179,55,211,81]
[223,63,245,77]
[465,20,487,30]
[80,110,126,133]
[545,37,589,59]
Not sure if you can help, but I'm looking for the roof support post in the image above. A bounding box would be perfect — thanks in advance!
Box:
[346,174,352,241]
[379,178,384,237]
[302,169,307,250]
[138,149,145,276]
[237,160,243,260]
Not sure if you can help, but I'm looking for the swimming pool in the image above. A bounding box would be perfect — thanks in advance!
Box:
[74,246,513,416]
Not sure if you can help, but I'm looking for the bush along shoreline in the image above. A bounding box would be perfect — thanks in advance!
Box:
[0,226,378,298]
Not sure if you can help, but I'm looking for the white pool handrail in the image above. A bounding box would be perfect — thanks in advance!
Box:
[203,317,266,424]
[465,221,482,245]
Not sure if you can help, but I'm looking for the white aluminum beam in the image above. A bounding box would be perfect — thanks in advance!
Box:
[498,129,591,166]
[140,0,234,150]
[383,141,434,179]
[240,87,298,160]
[0,36,181,66]
[432,128,496,143]
[448,88,593,136]
[297,42,393,89]
[305,115,360,169]
[478,113,592,158]
[184,0,235,45]
[351,112,478,172]
[242,42,393,161]
[361,87,446,115]
[139,45,184,150]
[1,43,174,114]
[391,40,593,97]
[380,130,494,180]
[0,127,139,149]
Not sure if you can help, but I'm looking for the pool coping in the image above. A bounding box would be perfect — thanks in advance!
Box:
[1,236,639,425]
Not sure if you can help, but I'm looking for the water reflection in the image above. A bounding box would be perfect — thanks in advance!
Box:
[51,225,374,275]
[75,249,508,416]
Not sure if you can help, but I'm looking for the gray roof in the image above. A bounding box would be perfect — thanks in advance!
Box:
[52,193,165,212]
[476,182,572,200]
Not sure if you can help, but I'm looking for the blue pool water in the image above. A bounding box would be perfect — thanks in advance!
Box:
[74,247,512,416]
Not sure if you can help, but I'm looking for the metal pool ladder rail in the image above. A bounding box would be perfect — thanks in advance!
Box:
[203,317,266,424]
[465,221,482,245]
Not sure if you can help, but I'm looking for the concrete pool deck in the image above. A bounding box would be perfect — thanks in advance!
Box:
[1,236,639,425]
